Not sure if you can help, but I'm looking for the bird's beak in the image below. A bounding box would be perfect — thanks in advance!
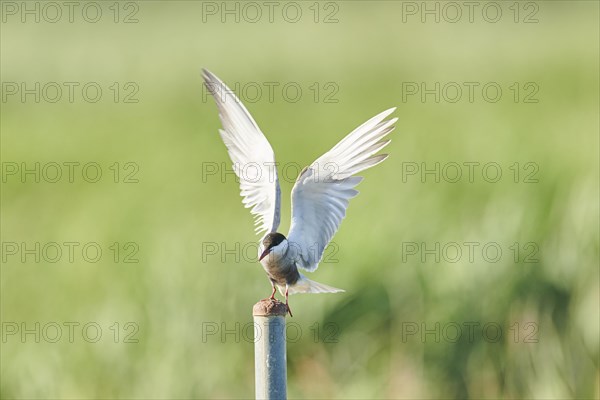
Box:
[259,248,270,261]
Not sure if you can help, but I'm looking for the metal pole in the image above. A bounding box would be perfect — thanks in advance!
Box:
[253,299,287,400]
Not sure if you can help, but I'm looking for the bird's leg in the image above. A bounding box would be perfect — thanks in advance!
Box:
[263,283,277,301]
[285,285,293,317]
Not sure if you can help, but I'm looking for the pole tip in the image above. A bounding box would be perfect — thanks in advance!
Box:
[253,298,288,317]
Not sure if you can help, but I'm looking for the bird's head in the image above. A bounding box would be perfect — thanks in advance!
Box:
[258,232,288,262]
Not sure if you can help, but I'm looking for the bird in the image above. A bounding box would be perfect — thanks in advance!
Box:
[202,69,397,316]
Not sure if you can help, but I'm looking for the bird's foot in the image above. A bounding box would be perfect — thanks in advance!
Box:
[262,286,277,302]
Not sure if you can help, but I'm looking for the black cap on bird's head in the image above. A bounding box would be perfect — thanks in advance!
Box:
[259,232,286,261]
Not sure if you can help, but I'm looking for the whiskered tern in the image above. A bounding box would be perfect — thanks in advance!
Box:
[203,69,397,316]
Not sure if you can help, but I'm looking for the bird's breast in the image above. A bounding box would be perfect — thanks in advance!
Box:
[260,255,300,286]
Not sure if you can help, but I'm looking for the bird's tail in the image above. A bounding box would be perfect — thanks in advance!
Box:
[287,274,345,295]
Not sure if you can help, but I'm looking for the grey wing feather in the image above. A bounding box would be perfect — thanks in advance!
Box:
[287,108,397,271]
[202,69,281,236]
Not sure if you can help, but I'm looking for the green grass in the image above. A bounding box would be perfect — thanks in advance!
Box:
[1,2,598,399]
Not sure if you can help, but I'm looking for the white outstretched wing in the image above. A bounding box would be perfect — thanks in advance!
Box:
[203,69,281,236]
[287,108,397,271]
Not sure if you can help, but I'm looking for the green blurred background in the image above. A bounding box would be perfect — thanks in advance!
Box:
[1,1,598,399]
